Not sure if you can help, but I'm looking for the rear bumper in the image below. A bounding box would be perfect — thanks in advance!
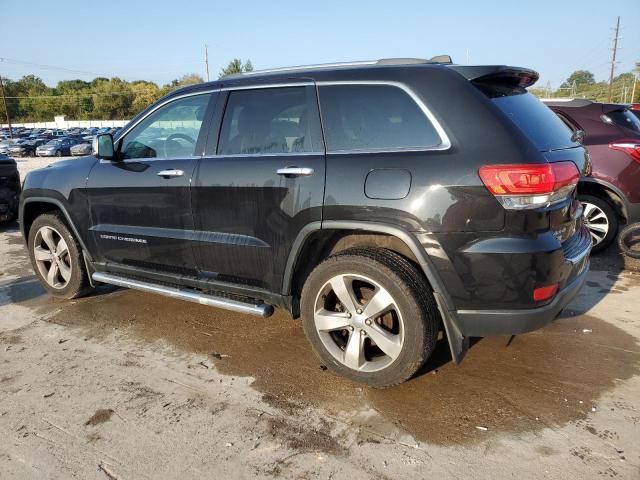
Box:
[455,262,588,336]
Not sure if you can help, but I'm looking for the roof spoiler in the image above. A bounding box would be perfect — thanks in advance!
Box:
[449,65,539,88]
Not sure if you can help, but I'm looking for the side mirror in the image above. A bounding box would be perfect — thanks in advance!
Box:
[94,134,115,160]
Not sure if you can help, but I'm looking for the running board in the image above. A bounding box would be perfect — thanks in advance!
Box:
[92,272,274,318]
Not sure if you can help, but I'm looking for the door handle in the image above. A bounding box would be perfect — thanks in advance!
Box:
[276,167,314,177]
[157,169,184,178]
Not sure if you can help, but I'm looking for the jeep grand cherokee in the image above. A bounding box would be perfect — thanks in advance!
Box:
[20,57,591,387]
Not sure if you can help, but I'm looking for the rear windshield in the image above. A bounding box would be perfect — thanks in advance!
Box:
[606,109,640,133]
[476,84,577,151]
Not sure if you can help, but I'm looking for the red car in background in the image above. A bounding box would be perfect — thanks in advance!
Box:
[544,99,640,252]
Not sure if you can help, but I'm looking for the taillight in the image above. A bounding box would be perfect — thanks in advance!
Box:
[478,161,579,210]
[609,140,640,163]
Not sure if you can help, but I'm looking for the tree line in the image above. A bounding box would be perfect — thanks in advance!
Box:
[529,68,639,103]
[0,59,253,123]
[2,61,637,124]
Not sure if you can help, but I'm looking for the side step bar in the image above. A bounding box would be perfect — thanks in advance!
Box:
[92,272,274,318]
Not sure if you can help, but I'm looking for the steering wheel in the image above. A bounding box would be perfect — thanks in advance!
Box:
[163,133,196,158]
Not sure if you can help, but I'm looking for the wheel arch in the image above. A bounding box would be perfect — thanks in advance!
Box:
[21,197,92,261]
[283,220,468,363]
[579,178,628,222]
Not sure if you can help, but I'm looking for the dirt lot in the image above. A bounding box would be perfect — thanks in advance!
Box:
[1,157,640,479]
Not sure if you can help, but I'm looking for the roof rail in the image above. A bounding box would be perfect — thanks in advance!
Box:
[222,55,453,78]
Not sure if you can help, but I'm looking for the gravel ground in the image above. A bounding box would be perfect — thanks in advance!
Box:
[1,156,639,479]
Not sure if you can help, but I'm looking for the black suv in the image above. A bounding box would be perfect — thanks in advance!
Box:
[20,57,592,387]
[1,154,20,222]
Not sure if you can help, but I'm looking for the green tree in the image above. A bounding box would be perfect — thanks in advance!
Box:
[130,80,162,115]
[91,77,134,119]
[561,70,596,89]
[219,59,254,78]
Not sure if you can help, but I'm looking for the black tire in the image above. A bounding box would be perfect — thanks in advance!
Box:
[28,212,92,299]
[56,150,62,157]
[618,222,640,259]
[579,194,618,253]
[300,247,440,388]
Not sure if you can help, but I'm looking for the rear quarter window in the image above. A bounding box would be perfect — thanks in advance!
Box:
[318,84,443,152]
[478,85,577,152]
[605,109,640,133]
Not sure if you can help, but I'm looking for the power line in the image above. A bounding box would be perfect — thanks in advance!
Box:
[0,57,108,78]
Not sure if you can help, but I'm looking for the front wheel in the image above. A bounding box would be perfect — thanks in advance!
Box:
[300,248,440,388]
[28,213,92,299]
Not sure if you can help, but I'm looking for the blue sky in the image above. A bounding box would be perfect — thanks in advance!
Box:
[1,0,638,88]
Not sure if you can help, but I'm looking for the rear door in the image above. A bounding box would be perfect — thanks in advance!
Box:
[86,92,215,274]
[191,83,325,292]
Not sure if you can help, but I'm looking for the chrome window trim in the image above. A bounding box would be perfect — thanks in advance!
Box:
[205,152,324,159]
[99,155,202,165]
[111,79,451,163]
[316,80,451,152]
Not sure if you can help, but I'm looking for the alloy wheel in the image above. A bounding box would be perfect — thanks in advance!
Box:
[582,201,610,246]
[313,273,404,372]
[33,226,72,289]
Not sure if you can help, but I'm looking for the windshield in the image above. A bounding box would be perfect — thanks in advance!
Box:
[606,109,640,133]
[47,139,63,145]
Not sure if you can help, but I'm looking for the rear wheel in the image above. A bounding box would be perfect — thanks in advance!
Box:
[28,213,92,299]
[580,194,618,253]
[301,248,439,388]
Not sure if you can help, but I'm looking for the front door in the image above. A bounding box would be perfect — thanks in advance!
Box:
[86,92,215,274]
[192,84,325,292]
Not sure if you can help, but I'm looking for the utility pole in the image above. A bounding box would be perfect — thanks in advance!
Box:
[608,16,620,102]
[0,75,13,138]
[204,44,210,82]
[631,62,640,104]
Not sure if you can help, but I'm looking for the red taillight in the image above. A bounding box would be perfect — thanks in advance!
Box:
[609,140,640,163]
[478,161,580,209]
[533,283,559,302]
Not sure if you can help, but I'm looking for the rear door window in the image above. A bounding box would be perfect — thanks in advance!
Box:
[318,84,442,152]
[217,86,323,155]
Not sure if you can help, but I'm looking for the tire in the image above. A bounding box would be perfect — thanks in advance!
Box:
[580,194,618,253]
[300,247,440,388]
[28,213,92,299]
[56,150,62,157]
[618,222,640,259]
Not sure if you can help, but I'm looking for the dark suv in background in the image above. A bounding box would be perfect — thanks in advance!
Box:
[0,154,20,222]
[20,57,591,387]
[544,99,640,251]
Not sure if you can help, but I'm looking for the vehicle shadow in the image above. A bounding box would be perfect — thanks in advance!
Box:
[414,245,636,379]
[0,220,19,234]
[561,245,633,317]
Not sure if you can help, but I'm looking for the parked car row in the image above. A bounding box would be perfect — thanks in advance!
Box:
[0,126,121,157]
